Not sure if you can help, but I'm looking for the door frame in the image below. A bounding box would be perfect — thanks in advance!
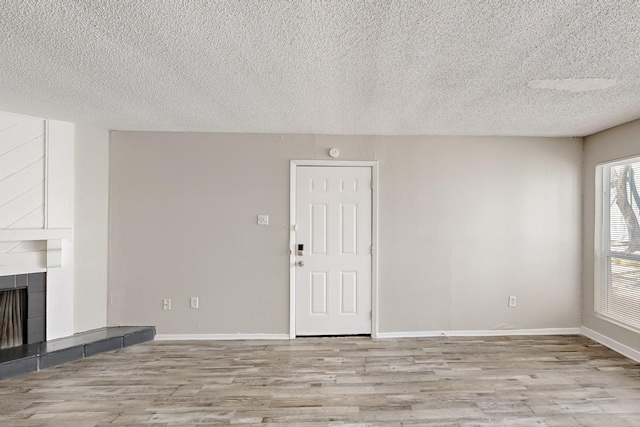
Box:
[289,160,379,339]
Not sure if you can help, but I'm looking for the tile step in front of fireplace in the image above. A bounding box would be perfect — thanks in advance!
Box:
[0,326,156,380]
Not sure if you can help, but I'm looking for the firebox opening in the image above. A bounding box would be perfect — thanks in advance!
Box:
[0,288,27,350]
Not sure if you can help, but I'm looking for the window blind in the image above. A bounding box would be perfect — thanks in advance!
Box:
[595,157,640,331]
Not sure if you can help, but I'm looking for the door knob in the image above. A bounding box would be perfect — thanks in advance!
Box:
[296,261,304,267]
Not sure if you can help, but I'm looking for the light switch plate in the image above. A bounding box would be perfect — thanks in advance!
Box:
[257,215,269,225]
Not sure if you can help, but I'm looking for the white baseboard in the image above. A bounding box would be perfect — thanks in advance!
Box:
[155,334,290,341]
[155,328,585,342]
[581,326,640,363]
[376,328,582,339]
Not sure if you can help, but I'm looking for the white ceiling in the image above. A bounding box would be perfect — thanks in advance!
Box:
[2,1,640,137]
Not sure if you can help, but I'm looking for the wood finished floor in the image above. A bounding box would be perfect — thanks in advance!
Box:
[0,335,639,426]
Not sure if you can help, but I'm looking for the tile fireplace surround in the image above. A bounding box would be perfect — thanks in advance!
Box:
[0,273,46,346]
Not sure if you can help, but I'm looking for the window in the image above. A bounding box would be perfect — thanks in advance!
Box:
[595,156,640,331]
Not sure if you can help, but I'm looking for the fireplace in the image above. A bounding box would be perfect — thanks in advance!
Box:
[0,273,46,349]
[0,288,26,349]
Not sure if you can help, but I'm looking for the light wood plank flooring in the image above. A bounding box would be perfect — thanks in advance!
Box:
[0,335,639,426]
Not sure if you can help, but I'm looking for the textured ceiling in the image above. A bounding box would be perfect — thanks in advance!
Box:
[2,1,640,137]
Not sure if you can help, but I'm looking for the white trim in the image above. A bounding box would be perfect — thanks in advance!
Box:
[594,157,640,332]
[595,153,640,168]
[0,228,72,241]
[155,334,290,341]
[289,162,297,339]
[44,119,49,229]
[0,252,46,276]
[291,160,379,167]
[371,163,379,339]
[289,160,379,339]
[376,328,582,339]
[581,326,640,363]
[44,120,75,340]
[594,312,640,335]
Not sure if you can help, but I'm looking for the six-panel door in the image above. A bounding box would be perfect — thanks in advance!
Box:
[295,166,372,335]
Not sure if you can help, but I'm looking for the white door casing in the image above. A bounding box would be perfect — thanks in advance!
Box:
[291,163,375,336]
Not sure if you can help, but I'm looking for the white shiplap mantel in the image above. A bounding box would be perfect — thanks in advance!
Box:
[0,229,72,241]
[0,114,75,340]
[0,228,72,274]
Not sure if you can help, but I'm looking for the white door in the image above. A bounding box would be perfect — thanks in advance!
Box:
[295,166,372,336]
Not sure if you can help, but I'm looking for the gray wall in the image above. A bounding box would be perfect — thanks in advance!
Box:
[583,119,640,353]
[108,132,582,335]
[74,126,110,332]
